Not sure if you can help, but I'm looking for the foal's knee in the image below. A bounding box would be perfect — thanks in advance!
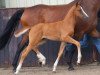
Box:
[75,41,80,48]
[20,52,27,61]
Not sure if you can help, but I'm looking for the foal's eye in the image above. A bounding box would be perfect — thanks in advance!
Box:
[77,9,81,12]
[79,9,82,11]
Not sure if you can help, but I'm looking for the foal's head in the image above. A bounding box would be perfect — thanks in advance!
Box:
[65,2,88,21]
[73,2,89,19]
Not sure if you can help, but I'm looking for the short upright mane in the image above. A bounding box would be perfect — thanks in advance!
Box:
[63,4,77,21]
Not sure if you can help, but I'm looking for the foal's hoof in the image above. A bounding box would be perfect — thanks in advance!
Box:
[97,62,100,66]
[39,62,42,66]
[38,62,44,67]
[52,71,56,73]
[52,69,56,73]
[68,67,74,71]
[14,71,19,75]
[77,63,81,66]
[38,61,45,67]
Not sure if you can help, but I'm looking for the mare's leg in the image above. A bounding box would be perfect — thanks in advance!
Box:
[66,45,75,71]
[53,42,66,72]
[92,47,97,62]
[62,36,82,64]
[64,44,76,70]
[12,34,28,71]
[12,19,30,70]
[91,37,100,63]
[89,28,100,38]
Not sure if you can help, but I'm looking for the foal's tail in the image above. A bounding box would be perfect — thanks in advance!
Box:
[14,27,30,37]
[0,9,24,50]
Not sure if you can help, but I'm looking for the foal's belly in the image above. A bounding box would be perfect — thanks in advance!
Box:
[43,28,61,41]
[42,24,61,41]
[42,35,60,41]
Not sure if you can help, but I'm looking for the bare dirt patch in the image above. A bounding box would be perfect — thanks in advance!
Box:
[0,64,100,75]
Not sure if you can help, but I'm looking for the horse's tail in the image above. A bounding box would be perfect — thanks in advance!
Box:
[14,27,30,37]
[0,9,24,50]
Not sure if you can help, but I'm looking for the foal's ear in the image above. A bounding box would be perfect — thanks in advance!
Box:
[78,0,82,4]
[76,1,81,7]
[76,2,80,7]
[76,0,83,7]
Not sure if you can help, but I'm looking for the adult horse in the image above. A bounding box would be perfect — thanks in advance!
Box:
[0,0,100,71]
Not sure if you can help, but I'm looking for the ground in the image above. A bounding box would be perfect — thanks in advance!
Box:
[0,64,100,75]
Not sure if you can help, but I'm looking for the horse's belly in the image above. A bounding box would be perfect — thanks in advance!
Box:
[42,35,60,41]
[43,30,61,41]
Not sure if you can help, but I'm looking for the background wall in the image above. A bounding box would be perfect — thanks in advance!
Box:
[0,0,5,8]
[0,0,74,8]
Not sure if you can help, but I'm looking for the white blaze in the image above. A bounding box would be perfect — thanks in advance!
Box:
[81,6,89,18]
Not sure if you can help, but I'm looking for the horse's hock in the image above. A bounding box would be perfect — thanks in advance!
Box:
[0,8,100,67]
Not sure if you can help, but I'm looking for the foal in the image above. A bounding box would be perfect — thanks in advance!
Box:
[14,3,86,74]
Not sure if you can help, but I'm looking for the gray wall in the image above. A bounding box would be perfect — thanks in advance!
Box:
[0,0,74,8]
[0,0,5,8]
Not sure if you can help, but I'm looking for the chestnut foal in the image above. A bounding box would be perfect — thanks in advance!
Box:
[14,3,88,74]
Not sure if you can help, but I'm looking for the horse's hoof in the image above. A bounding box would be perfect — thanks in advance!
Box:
[77,63,81,66]
[52,70,56,73]
[38,62,45,67]
[52,66,56,73]
[13,68,16,73]
[97,62,100,66]
[38,62,42,66]
[68,67,74,71]
[14,71,18,75]
[38,58,46,67]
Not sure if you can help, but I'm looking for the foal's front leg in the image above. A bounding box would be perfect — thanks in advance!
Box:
[62,36,82,64]
[53,42,66,72]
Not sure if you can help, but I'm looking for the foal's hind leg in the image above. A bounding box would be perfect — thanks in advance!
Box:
[32,39,46,66]
[15,30,43,74]
[32,47,46,66]
[15,45,33,74]
[53,42,66,72]
[62,36,82,64]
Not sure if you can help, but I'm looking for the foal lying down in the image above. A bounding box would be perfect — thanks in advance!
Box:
[14,2,88,74]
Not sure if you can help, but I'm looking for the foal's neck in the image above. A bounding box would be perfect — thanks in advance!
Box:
[63,6,76,25]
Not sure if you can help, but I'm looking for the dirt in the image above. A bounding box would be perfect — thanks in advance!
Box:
[0,64,100,75]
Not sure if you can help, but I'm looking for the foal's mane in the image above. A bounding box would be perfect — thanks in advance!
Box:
[63,3,79,21]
